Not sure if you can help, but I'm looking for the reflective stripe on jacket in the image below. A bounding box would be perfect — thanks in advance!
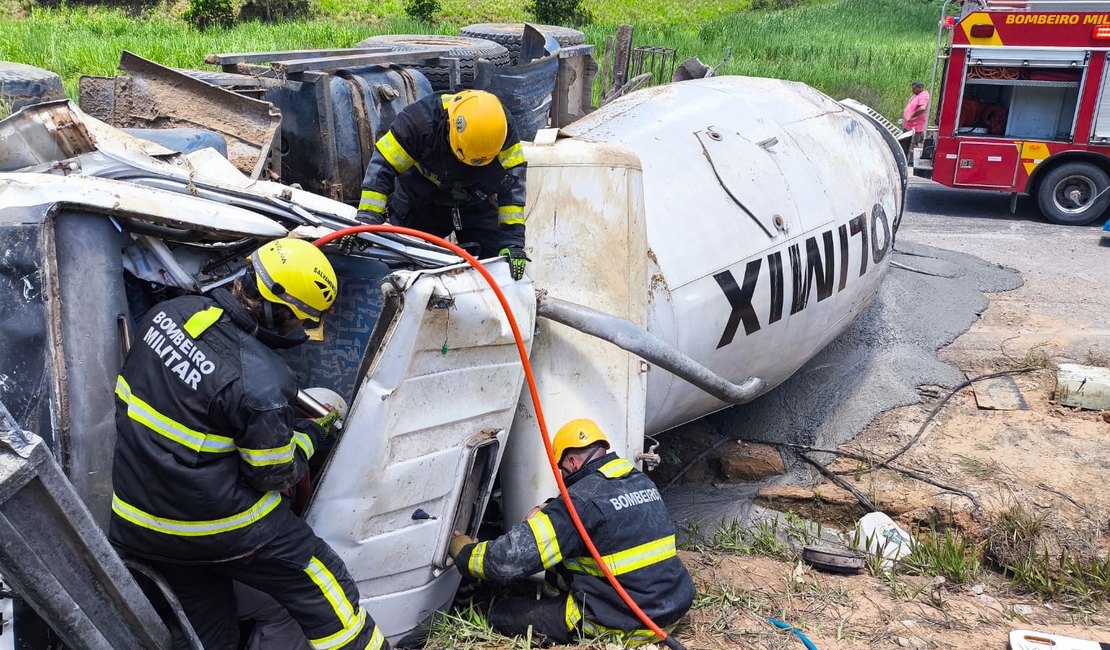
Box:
[456,452,696,634]
[358,91,527,249]
[109,289,316,562]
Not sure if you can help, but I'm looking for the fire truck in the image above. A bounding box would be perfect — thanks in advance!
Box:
[916,0,1110,225]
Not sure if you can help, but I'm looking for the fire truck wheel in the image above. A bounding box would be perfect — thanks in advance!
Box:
[1036,162,1110,226]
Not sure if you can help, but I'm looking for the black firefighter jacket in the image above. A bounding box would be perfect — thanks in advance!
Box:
[109,288,319,563]
[357,91,528,249]
[455,452,696,636]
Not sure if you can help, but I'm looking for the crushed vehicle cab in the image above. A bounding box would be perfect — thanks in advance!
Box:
[0,45,906,647]
[0,100,535,645]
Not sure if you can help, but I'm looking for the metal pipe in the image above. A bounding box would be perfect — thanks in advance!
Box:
[536,294,765,404]
[296,390,332,420]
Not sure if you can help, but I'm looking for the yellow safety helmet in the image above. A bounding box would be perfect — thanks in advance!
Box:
[445,90,508,167]
[553,418,610,463]
[249,237,338,321]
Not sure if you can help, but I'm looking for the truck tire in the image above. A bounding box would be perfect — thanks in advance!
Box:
[0,61,65,111]
[354,35,510,90]
[459,23,586,64]
[1036,161,1110,226]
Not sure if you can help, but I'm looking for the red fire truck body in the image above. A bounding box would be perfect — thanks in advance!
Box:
[919,1,1110,224]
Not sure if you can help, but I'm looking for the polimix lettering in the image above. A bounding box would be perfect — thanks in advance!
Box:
[715,203,890,347]
[714,259,761,343]
[789,230,835,316]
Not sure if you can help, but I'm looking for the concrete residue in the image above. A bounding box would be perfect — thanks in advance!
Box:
[662,240,1022,525]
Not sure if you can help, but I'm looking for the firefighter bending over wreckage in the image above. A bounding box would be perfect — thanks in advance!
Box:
[356,89,530,280]
[449,419,696,646]
[109,237,388,650]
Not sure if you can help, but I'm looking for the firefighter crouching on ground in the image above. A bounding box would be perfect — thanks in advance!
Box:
[109,237,388,650]
[356,89,529,280]
[448,419,696,646]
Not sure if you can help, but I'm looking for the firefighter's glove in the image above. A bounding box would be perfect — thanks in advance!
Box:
[449,533,477,560]
[313,408,342,436]
[499,246,529,281]
[356,210,387,226]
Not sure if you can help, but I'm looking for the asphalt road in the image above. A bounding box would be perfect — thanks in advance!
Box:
[664,176,1109,525]
[899,176,1110,366]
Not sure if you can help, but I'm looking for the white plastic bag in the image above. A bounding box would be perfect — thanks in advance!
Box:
[854,512,914,570]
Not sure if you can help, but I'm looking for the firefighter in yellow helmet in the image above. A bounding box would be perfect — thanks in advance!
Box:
[110,237,388,650]
[448,419,695,646]
[356,89,529,280]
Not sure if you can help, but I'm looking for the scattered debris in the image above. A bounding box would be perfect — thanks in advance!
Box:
[795,449,877,513]
[1055,363,1110,410]
[854,512,915,571]
[766,617,818,649]
[802,544,866,574]
[781,442,984,511]
[879,367,1039,468]
[972,373,1029,410]
[1010,629,1106,650]
[81,52,282,179]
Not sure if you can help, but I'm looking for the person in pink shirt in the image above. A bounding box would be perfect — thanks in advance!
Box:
[901,80,930,154]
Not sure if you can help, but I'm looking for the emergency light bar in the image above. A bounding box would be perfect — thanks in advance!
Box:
[1095,25,1110,40]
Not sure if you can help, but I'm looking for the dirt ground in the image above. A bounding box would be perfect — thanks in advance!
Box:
[676,551,1110,650]
[655,370,1110,650]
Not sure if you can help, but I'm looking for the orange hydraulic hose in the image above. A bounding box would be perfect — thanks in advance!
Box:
[313,225,684,650]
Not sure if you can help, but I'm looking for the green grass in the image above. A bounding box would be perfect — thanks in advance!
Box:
[425,600,629,649]
[697,513,824,562]
[984,503,1110,606]
[0,0,939,120]
[902,528,983,585]
[707,517,795,558]
[424,602,531,650]
[314,0,758,26]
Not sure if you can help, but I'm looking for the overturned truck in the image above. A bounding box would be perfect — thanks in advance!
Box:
[0,35,906,648]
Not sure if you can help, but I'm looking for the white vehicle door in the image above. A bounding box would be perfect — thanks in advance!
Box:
[303,260,534,641]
